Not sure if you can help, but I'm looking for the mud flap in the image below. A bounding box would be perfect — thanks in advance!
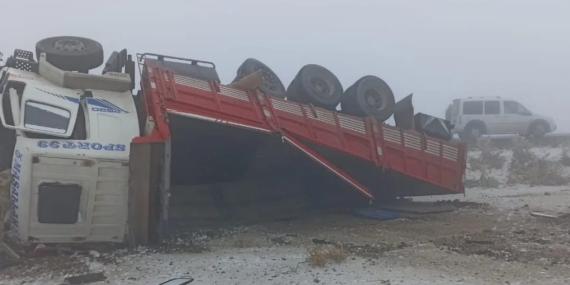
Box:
[393,93,414,130]
[281,132,375,200]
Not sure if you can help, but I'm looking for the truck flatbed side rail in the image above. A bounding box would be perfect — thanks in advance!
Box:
[139,61,467,195]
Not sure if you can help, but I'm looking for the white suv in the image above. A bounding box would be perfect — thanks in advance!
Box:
[446,96,556,140]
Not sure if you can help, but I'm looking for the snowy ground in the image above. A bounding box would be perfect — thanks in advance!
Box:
[2,147,570,285]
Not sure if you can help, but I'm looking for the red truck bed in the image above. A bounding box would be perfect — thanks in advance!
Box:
[137,56,467,200]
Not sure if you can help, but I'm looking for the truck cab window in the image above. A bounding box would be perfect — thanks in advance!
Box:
[24,101,70,134]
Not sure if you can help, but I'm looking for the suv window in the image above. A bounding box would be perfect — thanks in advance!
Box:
[504,101,527,115]
[463,101,483,115]
[484,101,500,115]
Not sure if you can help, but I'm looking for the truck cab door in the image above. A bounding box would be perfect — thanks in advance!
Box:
[0,79,80,138]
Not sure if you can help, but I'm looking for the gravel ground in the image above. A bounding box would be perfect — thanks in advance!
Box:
[2,147,570,285]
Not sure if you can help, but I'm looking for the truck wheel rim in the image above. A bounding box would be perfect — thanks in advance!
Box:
[364,89,385,110]
[257,68,279,92]
[311,78,331,98]
[54,38,85,52]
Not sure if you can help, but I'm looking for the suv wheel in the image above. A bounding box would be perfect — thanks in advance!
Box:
[462,122,486,143]
[530,121,548,137]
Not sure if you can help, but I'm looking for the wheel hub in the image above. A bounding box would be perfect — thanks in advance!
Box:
[364,90,384,109]
[534,124,545,136]
[257,68,279,91]
[54,38,85,52]
[310,78,330,97]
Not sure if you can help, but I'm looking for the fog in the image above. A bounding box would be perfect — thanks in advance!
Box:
[1,0,569,131]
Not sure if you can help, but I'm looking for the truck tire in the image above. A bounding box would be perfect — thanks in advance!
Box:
[286,64,343,110]
[529,120,549,137]
[233,58,286,98]
[340,76,395,122]
[36,36,104,72]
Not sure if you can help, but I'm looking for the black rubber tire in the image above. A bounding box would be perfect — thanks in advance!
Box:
[529,120,548,137]
[286,64,343,110]
[340,75,395,122]
[232,58,286,98]
[285,71,303,103]
[462,121,486,143]
[36,36,104,71]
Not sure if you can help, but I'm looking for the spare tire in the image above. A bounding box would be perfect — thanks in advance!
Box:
[232,58,286,98]
[286,64,343,110]
[340,75,395,122]
[36,36,104,71]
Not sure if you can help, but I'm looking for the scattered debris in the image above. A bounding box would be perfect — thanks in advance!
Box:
[306,246,347,267]
[33,244,57,257]
[353,207,400,220]
[89,250,101,258]
[311,238,333,245]
[376,202,455,214]
[62,272,106,284]
[530,212,558,219]
[158,276,194,285]
[270,237,291,245]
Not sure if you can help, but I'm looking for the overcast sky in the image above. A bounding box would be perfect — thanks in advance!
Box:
[2,0,569,131]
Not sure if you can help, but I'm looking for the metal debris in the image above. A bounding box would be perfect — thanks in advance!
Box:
[530,212,558,219]
[61,272,106,284]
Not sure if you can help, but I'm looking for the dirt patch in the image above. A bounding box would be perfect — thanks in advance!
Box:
[1,256,90,280]
[306,246,347,267]
[0,242,128,282]
[341,242,403,258]
[434,199,488,209]
[434,213,570,265]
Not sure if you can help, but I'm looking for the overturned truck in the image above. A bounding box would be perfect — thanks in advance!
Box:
[0,36,466,245]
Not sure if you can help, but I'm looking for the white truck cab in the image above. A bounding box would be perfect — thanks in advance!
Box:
[0,43,139,243]
[446,96,556,140]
